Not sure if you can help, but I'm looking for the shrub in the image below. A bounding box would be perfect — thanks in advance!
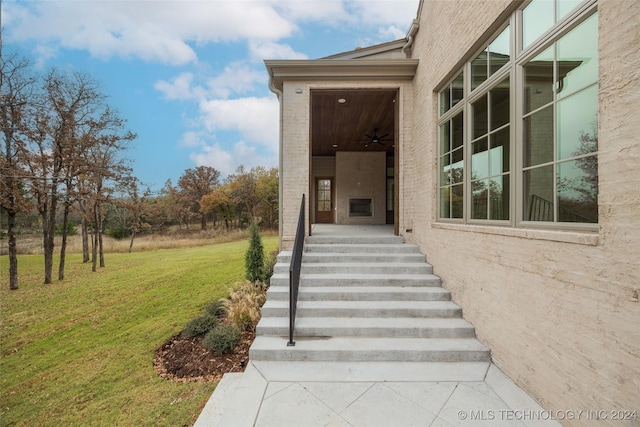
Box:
[263,250,278,286]
[225,281,267,331]
[183,313,219,338]
[205,299,227,318]
[245,222,264,282]
[202,324,241,355]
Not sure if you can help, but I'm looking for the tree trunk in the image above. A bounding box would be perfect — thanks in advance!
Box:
[58,202,70,281]
[91,209,98,272]
[43,198,56,285]
[7,210,19,290]
[201,213,207,230]
[82,217,90,263]
[98,207,105,268]
[128,229,136,253]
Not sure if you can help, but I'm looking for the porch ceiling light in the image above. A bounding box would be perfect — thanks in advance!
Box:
[332,144,338,148]
[337,98,346,104]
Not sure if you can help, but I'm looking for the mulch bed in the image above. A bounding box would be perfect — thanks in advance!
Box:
[153,329,255,383]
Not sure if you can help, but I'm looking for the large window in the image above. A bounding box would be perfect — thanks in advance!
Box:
[438,0,597,228]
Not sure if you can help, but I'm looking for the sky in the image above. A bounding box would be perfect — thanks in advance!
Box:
[2,0,420,192]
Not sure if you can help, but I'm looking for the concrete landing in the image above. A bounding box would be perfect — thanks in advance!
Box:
[194,361,561,427]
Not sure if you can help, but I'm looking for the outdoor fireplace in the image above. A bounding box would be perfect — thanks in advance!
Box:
[349,198,372,217]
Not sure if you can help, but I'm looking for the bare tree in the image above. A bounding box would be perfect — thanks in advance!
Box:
[0,50,35,290]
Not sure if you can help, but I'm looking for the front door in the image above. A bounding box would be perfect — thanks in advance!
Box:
[315,177,334,223]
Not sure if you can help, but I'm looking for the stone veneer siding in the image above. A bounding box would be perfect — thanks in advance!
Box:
[403,1,640,425]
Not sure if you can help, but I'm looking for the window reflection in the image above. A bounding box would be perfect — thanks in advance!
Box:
[524,47,554,114]
[557,85,598,160]
[523,106,554,167]
[523,0,554,48]
[524,165,554,221]
[557,158,598,223]
[557,14,598,97]
[490,127,510,175]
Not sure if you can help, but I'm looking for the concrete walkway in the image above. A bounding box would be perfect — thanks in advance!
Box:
[194,225,561,427]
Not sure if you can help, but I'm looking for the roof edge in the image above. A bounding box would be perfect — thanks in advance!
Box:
[265,59,419,91]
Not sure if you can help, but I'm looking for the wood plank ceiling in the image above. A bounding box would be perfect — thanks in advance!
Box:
[311,89,397,157]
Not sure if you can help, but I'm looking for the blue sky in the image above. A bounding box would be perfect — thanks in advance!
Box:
[2,0,419,191]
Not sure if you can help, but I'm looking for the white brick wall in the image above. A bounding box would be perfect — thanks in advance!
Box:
[404,1,640,424]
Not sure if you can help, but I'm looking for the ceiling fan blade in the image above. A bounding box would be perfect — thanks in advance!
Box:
[379,133,390,140]
[365,134,375,140]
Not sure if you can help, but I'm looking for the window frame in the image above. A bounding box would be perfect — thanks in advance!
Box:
[436,0,598,232]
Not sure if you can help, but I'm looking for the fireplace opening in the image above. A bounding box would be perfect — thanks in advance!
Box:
[349,198,372,217]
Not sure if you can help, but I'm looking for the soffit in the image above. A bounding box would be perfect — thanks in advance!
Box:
[265,59,418,91]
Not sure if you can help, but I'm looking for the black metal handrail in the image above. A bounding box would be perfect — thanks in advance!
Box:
[288,194,305,346]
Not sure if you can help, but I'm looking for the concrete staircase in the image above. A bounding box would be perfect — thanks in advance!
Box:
[250,233,490,364]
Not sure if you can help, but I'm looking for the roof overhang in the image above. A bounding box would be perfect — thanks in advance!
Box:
[265,59,419,92]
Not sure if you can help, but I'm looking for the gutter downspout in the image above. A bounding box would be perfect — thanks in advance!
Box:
[402,19,420,58]
[268,75,285,251]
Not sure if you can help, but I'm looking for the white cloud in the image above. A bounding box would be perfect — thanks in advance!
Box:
[249,40,308,61]
[198,97,279,147]
[189,140,277,177]
[206,62,267,99]
[4,1,297,65]
[154,72,199,101]
[4,1,418,65]
[179,131,206,148]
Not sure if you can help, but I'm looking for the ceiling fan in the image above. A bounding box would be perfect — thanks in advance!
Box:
[363,129,392,147]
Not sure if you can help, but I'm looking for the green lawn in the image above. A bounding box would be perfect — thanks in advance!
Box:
[0,236,278,427]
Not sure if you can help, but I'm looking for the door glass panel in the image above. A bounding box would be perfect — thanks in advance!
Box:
[317,179,331,212]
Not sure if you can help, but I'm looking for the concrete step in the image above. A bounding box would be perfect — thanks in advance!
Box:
[269,273,442,287]
[300,252,426,264]
[266,285,451,301]
[261,300,462,318]
[274,262,433,275]
[256,316,476,338]
[306,235,405,245]
[250,336,491,362]
[305,243,421,254]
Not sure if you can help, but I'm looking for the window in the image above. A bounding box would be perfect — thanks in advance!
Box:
[437,0,598,228]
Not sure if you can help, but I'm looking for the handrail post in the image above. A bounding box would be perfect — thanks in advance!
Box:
[288,194,305,346]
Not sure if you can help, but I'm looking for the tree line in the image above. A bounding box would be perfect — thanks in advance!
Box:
[1,51,279,290]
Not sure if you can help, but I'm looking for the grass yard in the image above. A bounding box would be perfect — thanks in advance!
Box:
[0,236,278,427]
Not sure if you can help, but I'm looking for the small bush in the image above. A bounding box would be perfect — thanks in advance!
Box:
[205,299,227,318]
[245,222,264,282]
[263,250,278,286]
[225,281,267,331]
[183,313,219,338]
[202,324,241,355]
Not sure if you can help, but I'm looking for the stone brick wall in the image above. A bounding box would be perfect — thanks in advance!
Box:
[280,80,414,248]
[404,1,640,424]
[336,152,386,224]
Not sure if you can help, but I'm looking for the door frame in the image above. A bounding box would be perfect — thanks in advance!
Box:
[314,176,334,224]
